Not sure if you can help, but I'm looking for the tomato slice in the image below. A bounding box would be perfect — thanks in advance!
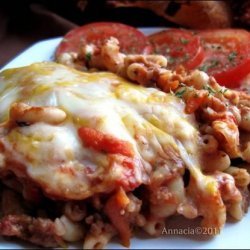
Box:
[198,29,250,88]
[148,29,205,70]
[55,22,152,57]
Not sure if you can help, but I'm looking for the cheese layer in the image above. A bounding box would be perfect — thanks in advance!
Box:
[0,62,200,200]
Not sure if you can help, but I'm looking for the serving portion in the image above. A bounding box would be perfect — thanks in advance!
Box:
[0,23,250,249]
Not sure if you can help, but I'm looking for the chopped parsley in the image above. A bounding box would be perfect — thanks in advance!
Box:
[203,85,228,96]
[180,38,189,45]
[211,45,222,50]
[199,64,209,72]
[203,85,216,96]
[199,59,219,72]
[85,52,92,62]
[228,51,237,62]
[219,87,228,94]
[168,56,175,64]
[175,88,186,98]
[209,59,219,68]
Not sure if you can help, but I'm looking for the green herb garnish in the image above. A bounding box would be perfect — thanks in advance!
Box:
[203,85,216,96]
[180,38,189,45]
[168,56,175,64]
[175,88,186,98]
[85,52,92,62]
[228,51,237,62]
[199,60,219,72]
[210,60,219,68]
[199,64,209,72]
[219,87,228,94]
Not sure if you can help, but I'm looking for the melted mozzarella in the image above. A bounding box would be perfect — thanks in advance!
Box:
[0,62,204,200]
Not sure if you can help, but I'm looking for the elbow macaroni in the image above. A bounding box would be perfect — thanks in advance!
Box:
[0,59,249,249]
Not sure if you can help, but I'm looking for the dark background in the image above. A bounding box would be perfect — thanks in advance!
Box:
[0,0,178,67]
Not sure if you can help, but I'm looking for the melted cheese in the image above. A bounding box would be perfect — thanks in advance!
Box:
[0,62,207,200]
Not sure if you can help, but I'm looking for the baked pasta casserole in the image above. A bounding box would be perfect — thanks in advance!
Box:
[0,37,249,248]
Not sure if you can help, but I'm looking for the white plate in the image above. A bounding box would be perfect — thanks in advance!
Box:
[1,28,250,249]
[2,28,163,70]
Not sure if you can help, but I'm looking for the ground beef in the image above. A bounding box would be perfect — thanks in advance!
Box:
[0,214,64,247]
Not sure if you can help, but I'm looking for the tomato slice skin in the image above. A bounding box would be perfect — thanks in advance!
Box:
[148,29,205,70]
[213,58,250,88]
[56,22,152,57]
[197,29,250,88]
[185,46,205,70]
